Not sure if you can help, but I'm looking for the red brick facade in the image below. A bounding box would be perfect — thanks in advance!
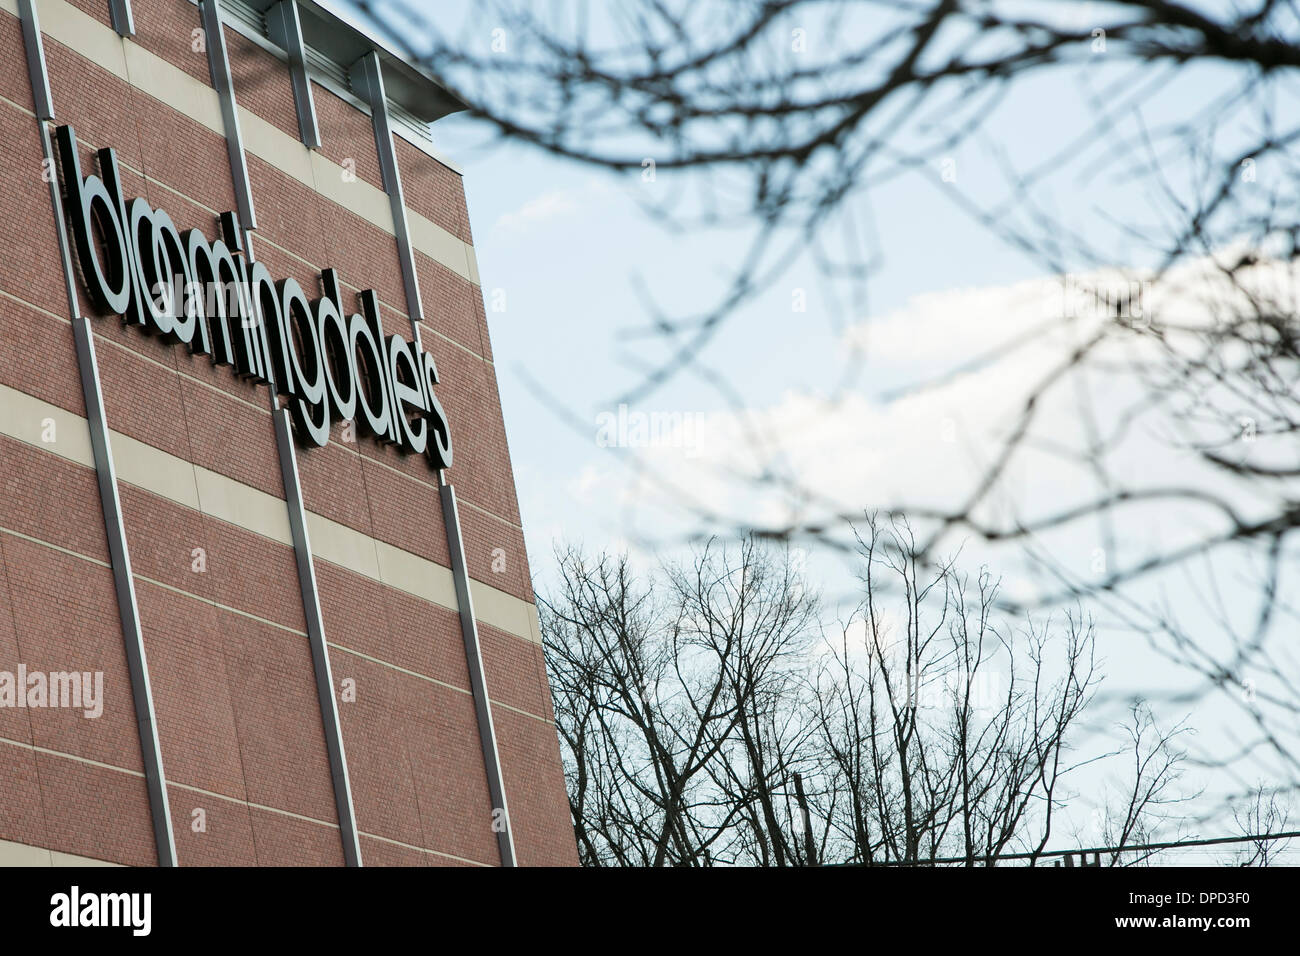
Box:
[0,0,576,867]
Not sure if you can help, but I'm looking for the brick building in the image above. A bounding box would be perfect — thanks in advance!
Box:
[0,0,577,866]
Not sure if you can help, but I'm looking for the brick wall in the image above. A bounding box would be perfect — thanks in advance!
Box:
[0,0,576,867]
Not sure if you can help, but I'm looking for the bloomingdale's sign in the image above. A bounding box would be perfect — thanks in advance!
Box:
[56,125,453,469]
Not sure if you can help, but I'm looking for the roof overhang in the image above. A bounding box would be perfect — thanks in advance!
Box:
[243,0,467,122]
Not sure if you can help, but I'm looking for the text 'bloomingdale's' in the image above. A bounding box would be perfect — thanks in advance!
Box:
[56,124,454,468]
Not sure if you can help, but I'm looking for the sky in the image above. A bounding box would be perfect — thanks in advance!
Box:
[351,0,1300,863]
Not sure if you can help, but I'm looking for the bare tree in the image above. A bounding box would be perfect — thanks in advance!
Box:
[343,1,1300,447]
[1094,701,1194,866]
[1228,783,1293,866]
[540,538,819,865]
[332,0,1300,832]
[347,0,1300,709]
[542,521,1189,864]
[813,514,1103,865]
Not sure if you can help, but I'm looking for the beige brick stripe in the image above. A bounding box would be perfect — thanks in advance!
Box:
[1,0,482,288]
[0,381,543,645]
[0,835,122,866]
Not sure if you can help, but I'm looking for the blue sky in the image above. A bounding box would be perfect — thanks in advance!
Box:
[352,0,1300,862]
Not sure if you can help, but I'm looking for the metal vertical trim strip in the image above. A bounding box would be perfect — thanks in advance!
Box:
[200,0,258,230]
[273,409,364,866]
[352,48,519,865]
[353,51,425,326]
[21,0,176,867]
[206,0,360,863]
[355,48,515,863]
[70,311,178,867]
[108,0,135,37]
[440,481,518,867]
[266,0,320,149]
[17,0,53,120]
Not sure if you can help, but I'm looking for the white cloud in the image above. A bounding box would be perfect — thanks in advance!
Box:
[492,178,617,234]
[570,463,613,503]
[607,253,1300,602]
[493,189,579,234]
